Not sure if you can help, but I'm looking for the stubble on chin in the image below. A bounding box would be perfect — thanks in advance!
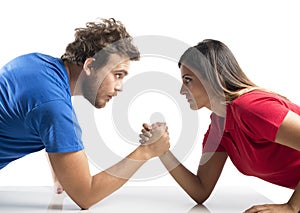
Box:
[95,100,106,109]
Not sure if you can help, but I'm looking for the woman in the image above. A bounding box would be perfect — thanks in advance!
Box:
[141,39,300,213]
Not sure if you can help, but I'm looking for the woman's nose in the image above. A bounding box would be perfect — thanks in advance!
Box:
[180,84,186,95]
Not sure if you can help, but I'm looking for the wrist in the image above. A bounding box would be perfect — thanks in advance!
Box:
[287,201,300,213]
[135,145,152,161]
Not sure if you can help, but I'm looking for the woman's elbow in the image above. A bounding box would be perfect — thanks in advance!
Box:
[191,186,212,205]
[193,195,210,205]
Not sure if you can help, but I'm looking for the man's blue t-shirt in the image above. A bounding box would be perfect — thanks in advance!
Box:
[0,53,84,169]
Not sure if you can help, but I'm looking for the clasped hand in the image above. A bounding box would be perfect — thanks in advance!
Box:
[138,122,170,158]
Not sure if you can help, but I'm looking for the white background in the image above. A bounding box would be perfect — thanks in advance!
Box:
[0,0,299,204]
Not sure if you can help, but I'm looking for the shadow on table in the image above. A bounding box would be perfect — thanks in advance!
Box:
[188,204,211,213]
[46,193,211,213]
[46,193,85,213]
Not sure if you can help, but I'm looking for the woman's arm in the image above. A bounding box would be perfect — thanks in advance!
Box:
[245,181,300,213]
[141,122,227,204]
[245,110,300,213]
[276,110,300,151]
[48,128,170,210]
[288,181,300,212]
[159,151,228,204]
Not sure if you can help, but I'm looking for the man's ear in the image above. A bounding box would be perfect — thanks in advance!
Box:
[83,57,95,76]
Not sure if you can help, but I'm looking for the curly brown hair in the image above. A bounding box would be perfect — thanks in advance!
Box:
[61,18,140,69]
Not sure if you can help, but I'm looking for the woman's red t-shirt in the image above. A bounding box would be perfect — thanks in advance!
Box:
[203,90,300,189]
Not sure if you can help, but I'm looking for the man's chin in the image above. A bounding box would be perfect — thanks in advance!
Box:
[94,101,106,109]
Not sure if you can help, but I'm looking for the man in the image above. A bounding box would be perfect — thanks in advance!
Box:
[0,18,170,209]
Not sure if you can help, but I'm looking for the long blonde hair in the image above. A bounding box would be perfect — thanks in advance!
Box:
[178,39,284,103]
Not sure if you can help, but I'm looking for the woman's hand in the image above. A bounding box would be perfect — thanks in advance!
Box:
[138,122,170,158]
[244,203,298,213]
[139,122,167,144]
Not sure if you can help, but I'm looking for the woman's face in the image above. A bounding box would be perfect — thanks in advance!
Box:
[180,65,211,110]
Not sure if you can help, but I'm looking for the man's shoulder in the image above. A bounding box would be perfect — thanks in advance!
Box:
[3,52,60,69]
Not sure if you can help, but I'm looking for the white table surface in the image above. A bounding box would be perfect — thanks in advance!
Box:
[0,185,273,213]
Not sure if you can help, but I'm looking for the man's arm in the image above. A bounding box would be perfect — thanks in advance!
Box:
[45,153,64,194]
[48,129,169,210]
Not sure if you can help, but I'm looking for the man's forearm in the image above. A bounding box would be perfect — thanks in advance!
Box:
[83,146,150,208]
[49,128,170,209]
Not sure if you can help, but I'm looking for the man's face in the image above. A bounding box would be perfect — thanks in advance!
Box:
[82,54,130,108]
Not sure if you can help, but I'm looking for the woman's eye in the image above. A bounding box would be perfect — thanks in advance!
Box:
[184,78,191,84]
[115,73,122,79]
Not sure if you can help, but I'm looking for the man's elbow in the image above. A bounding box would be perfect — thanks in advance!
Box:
[76,199,98,210]
[72,195,102,210]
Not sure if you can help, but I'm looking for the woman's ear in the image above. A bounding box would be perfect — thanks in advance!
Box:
[83,57,95,76]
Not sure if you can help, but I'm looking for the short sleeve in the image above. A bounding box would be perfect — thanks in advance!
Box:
[231,92,290,142]
[202,113,226,153]
[25,100,84,153]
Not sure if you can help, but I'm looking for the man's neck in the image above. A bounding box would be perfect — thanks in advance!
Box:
[63,61,83,95]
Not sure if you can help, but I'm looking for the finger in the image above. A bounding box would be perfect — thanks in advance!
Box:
[151,123,166,132]
[142,129,152,137]
[155,122,166,127]
[159,122,167,131]
[151,122,165,128]
[139,134,149,142]
[244,204,270,213]
[143,123,152,131]
[150,125,164,135]
[151,123,159,128]
[164,132,170,141]
[139,139,146,144]
[160,122,167,126]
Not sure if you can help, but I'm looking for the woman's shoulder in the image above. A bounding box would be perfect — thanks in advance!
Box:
[226,89,300,141]
[231,89,290,109]
[228,89,300,123]
[228,89,292,120]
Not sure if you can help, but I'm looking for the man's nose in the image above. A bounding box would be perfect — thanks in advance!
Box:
[115,82,123,91]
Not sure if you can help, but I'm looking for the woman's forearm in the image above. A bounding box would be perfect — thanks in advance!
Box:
[159,151,209,204]
[159,151,228,204]
[287,180,300,212]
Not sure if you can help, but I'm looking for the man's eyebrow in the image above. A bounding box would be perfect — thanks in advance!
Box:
[115,69,128,76]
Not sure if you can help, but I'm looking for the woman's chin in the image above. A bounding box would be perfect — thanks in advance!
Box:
[189,103,199,110]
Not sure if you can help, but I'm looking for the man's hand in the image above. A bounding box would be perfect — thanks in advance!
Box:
[138,122,170,158]
[139,122,167,143]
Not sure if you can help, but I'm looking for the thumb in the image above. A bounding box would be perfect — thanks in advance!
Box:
[142,123,152,131]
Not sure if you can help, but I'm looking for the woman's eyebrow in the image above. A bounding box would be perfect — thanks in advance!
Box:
[182,74,191,78]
